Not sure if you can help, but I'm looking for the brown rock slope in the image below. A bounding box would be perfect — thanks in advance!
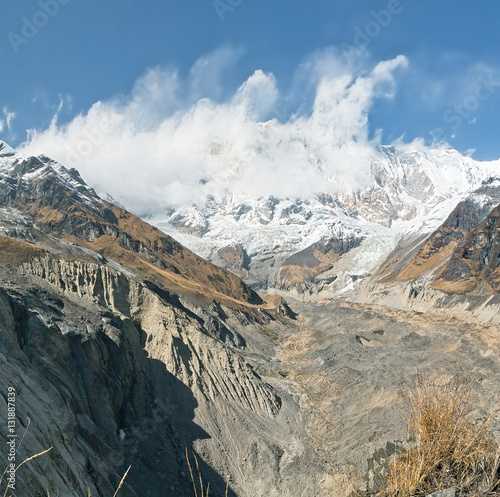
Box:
[0,155,264,308]
[376,179,500,285]
[434,202,500,294]
[0,235,46,264]
[277,234,364,292]
[0,253,295,497]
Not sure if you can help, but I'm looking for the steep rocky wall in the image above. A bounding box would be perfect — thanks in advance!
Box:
[0,256,325,497]
[21,256,282,417]
[22,256,133,314]
[0,285,147,496]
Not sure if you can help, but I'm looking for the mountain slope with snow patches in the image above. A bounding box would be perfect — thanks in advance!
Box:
[4,136,500,298]
[147,136,500,297]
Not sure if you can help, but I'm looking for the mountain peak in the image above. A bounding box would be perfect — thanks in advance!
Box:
[0,152,265,308]
[0,140,15,157]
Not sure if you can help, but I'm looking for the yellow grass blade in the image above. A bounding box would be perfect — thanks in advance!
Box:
[3,447,53,497]
[112,465,131,497]
[186,449,198,497]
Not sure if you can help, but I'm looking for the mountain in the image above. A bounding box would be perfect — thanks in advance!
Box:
[375,177,500,285]
[150,139,500,299]
[0,141,15,156]
[0,148,265,309]
[434,198,500,294]
[1,143,336,497]
[349,177,500,327]
[1,140,500,497]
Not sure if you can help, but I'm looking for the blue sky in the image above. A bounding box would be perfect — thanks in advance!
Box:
[1,0,500,161]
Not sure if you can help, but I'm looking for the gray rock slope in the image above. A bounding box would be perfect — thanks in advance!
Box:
[0,250,325,497]
[0,148,324,497]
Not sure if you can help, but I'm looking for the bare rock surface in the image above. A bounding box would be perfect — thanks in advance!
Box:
[277,298,500,496]
[0,256,323,497]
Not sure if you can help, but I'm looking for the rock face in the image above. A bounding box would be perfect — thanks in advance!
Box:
[0,258,290,497]
[434,202,500,294]
[0,150,326,497]
[374,178,500,293]
[213,243,250,277]
[276,233,364,294]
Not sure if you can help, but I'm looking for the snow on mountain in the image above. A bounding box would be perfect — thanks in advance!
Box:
[0,140,15,156]
[148,136,500,297]
[153,195,387,287]
[0,144,106,214]
[3,134,500,298]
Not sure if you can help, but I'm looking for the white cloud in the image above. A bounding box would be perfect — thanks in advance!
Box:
[189,45,244,102]
[3,108,16,132]
[21,48,408,215]
[232,69,279,120]
[0,108,17,141]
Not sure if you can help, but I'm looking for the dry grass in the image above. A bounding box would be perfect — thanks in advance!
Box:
[186,448,230,497]
[3,377,497,497]
[383,372,500,496]
[2,445,231,497]
[1,448,130,497]
[111,466,131,497]
[1,447,53,497]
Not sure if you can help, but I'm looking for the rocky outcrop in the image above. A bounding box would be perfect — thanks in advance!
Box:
[434,202,500,294]
[20,255,282,416]
[168,207,209,236]
[0,280,172,497]
[375,178,500,285]
[213,243,250,277]
[22,256,134,313]
[276,233,364,295]
[0,250,307,496]
[336,187,415,228]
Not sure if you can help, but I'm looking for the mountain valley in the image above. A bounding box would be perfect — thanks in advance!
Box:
[0,140,499,496]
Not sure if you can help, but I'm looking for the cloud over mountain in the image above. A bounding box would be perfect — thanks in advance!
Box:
[21,48,408,214]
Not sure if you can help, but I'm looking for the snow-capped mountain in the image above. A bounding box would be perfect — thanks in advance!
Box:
[0,140,15,156]
[148,138,500,298]
[0,140,264,306]
[4,136,499,299]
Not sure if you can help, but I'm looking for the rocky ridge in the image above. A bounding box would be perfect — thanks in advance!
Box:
[0,150,265,308]
[356,177,500,323]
